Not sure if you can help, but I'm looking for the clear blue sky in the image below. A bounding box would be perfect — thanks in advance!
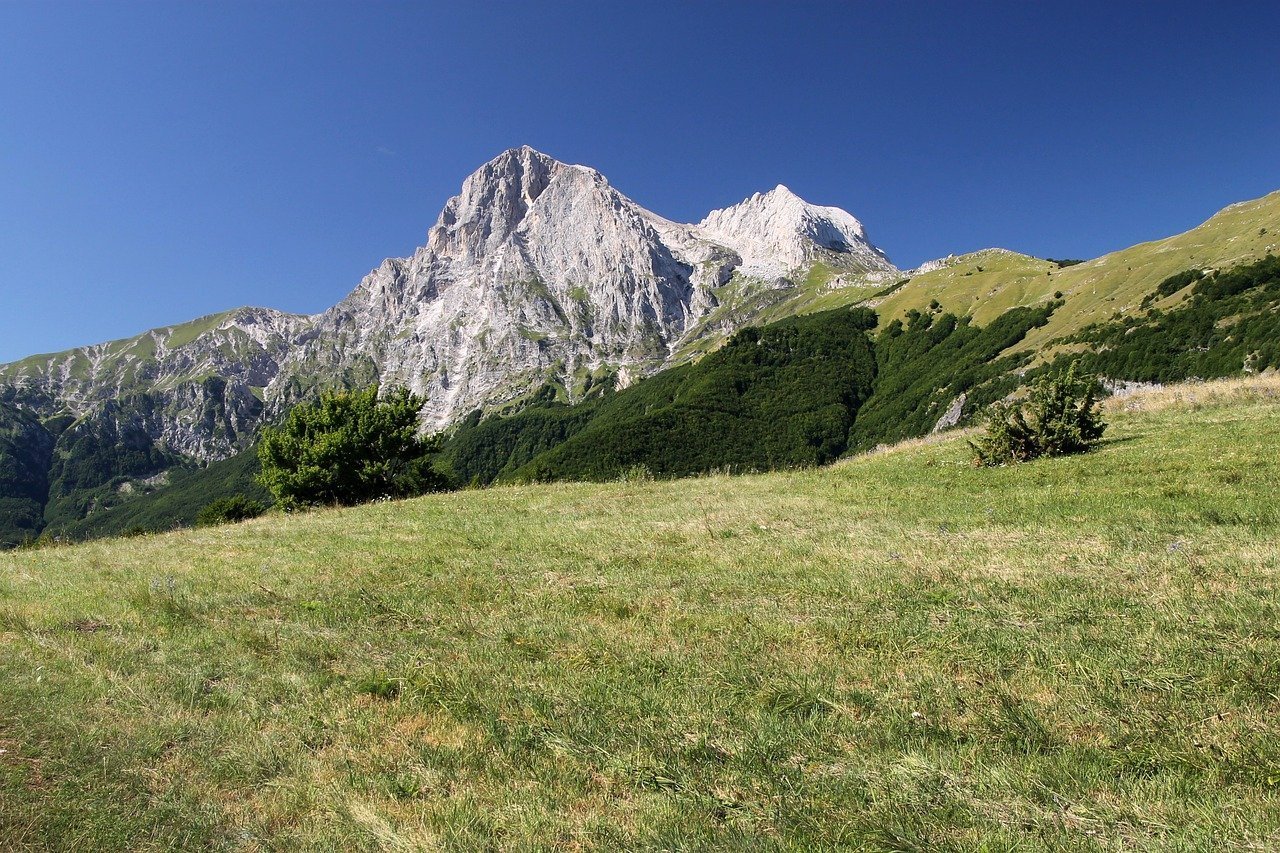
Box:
[2,1,1277,362]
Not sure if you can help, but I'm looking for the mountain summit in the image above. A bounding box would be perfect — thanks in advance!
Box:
[0,146,898,534]
[2,150,1277,544]
[271,146,896,426]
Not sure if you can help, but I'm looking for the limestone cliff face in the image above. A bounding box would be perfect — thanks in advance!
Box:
[698,184,895,279]
[0,146,895,461]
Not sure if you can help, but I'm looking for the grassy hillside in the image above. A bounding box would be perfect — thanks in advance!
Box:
[874,190,1280,353]
[1057,254,1280,382]
[0,310,240,391]
[3,377,1280,849]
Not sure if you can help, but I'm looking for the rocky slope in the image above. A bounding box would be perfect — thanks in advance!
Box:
[3,146,896,440]
[699,184,894,278]
[0,307,312,460]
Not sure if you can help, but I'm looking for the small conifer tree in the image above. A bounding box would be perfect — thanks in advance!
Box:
[970,363,1106,466]
[196,495,266,527]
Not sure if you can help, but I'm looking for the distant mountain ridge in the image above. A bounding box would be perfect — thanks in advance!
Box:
[1,306,309,460]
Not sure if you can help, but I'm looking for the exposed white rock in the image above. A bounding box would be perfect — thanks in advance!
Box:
[909,255,959,276]
[907,248,1030,277]
[697,185,895,278]
[932,392,967,433]
[0,306,309,416]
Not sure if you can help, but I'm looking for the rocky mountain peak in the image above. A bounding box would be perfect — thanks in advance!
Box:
[423,146,629,268]
[429,146,573,260]
[285,146,726,428]
[698,184,895,278]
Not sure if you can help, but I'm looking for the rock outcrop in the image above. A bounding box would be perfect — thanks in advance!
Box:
[267,146,896,428]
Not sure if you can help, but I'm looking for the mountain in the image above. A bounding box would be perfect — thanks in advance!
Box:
[699,184,893,278]
[0,146,897,540]
[274,147,897,428]
[0,306,311,459]
[2,147,1277,545]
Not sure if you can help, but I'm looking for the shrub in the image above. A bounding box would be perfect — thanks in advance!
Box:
[196,495,266,527]
[1140,268,1205,308]
[970,364,1106,466]
[617,463,655,483]
[257,385,446,510]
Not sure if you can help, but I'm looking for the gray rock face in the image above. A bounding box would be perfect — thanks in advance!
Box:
[932,392,968,433]
[270,147,897,428]
[1,146,897,458]
[1,306,309,461]
[277,147,743,427]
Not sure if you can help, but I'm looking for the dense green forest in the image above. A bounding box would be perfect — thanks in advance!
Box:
[40,398,187,532]
[0,402,55,547]
[438,301,1056,485]
[506,308,881,481]
[845,303,1055,452]
[0,392,269,545]
[51,450,270,541]
[1056,255,1280,382]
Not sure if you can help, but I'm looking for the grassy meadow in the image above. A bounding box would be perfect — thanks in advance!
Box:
[3,377,1280,850]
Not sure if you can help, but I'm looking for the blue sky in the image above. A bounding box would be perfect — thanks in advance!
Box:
[2,1,1277,362]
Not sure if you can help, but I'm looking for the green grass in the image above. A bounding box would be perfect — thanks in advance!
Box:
[517,326,550,343]
[161,311,237,350]
[3,377,1280,849]
[0,312,233,387]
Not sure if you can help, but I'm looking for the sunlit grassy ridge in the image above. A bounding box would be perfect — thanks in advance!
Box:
[3,377,1280,850]
[0,310,241,389]
[874,190,1280,352]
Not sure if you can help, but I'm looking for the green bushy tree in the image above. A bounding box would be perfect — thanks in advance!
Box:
[970,363,1106,466]
[257,386,445,509]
